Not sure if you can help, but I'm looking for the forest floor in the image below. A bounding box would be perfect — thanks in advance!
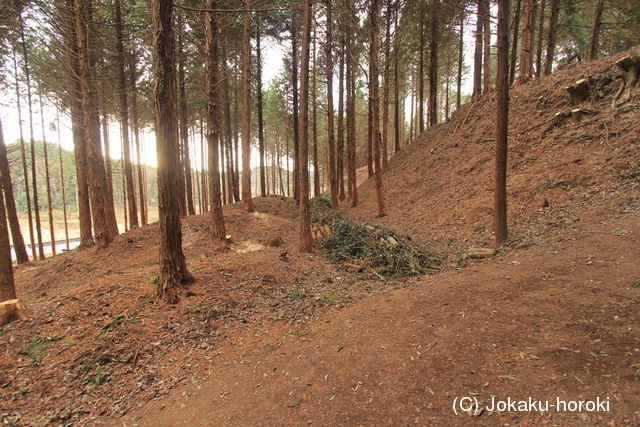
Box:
[2,48,640,425]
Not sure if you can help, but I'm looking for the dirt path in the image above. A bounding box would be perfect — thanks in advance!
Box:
[126,209,640,426]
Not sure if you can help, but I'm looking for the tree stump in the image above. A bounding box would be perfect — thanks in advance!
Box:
[0,299,26,326]
[565,78,592,106]
[612,55,640,107]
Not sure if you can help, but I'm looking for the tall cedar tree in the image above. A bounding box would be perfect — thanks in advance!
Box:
[298,0,313,252]
[543,0,559,75]
[588,0,605,60]
[0,182,16,302]
[346,1,357,206]
[325,0,338,208]
[472,0,483,97]
[495,0,510,245]
[517,0,534,83]
[0,117,29,264]
[369,0,386,217]
[381,0,391,170]
[19,13,45,259]
[481,0,492,92]
[150,0,194,303]
[290,20,300,200]
[38,94,56,255]
[63,0,93,247]
[256,20,266,197]
[241,0,254,212]
[177,26,196,216]
[428,0,439,126]
[74,0,119,247]
[115,0,139,229]
[204,0,227,246]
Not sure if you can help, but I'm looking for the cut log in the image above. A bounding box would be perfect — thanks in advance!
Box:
[612,55,640,107]
[467,247,496,259]
[0,299,26,326]
[565,77,592,106]
[570,107,593,123]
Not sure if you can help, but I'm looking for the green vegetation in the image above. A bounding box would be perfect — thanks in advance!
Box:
[311,196,440,279]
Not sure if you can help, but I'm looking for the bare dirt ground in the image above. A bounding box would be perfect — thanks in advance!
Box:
[128,204,640,426]
[1,48,639,426]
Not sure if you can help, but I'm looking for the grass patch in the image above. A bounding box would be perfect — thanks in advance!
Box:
[311,196,440,279]
[17,336,64,362]
[628,278,640,288]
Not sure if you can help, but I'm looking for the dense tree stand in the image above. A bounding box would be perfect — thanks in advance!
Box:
[495,0,510,246]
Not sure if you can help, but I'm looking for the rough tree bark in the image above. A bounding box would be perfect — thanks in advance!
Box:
[543,0,559,76]
[381,0,392,170]
[241,0,254,212]
[150,0,194,303]
[0,117,28,264]
[337,33,346,199]
[457,14,464,109]
[482,0,492,92]
[312,26,320,197]
[298,0,313,253]
[0,184,16,302]
[346,3,357,206]
[129,54,147,225]
[418,1,426,131]
[55,110,70,250]
[74,0,118,247]
[472,0,484,97]
[428,0,439,125]
[204,0,227,247]
[517,0,534,84]
[256,20,266,198]
[369,0,386,217]
[534,0,545,78]
[19,13,45,259]
[62,3,93,248]
[290,20,300,201]
[177,26,195,216]
[588,0,605,60]
[394,0,401,151]
[495,0,510,246]
[115,0,139,229]
[38,94,56,256]
[325,0,338,208]
[509,0,522,85]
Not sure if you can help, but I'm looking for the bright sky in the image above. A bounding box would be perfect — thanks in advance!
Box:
[0,22,478,171]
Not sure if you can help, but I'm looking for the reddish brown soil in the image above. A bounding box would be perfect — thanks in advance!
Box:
[2,48,640,426]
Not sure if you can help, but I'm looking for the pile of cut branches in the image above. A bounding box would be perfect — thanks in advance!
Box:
[311,196,440,279]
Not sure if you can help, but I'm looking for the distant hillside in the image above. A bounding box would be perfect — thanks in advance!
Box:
[5,140,158,213]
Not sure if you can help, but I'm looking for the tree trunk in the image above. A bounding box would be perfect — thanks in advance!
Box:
[381,0,392,170]
[495,0,510,246]
[418,2,426,132]
[115,0,139,229]
[346,5,357,206]
[369,0,386,217]
[543,0,559,75]
[129,55,147,225]
[394,1,401,151]
[298,0,313,252]
[312,26,320,198]
[19,14,45,259]
[256,21,266,198]
[473,0,484,97]
[204,0,228,246]
[534,0,546,77]
[177,27,195,216]
[482,0,492,92]
[150,0,194,303]
[457,14,464,109]
[429,0,439,125]
[38,94,56,256]
[337,33,346,199]
[0,118,28,264]
[517,0,534,84]
[55,110,70,251]
[241,0,254,212]
[291,21,300,201]
[325,0,338,209]
[74,0,118,247]
[0,182,16,302]
[62,5,93,248]
[509,0,522,85]
[12,52,37,259]
[588,0,604,60]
